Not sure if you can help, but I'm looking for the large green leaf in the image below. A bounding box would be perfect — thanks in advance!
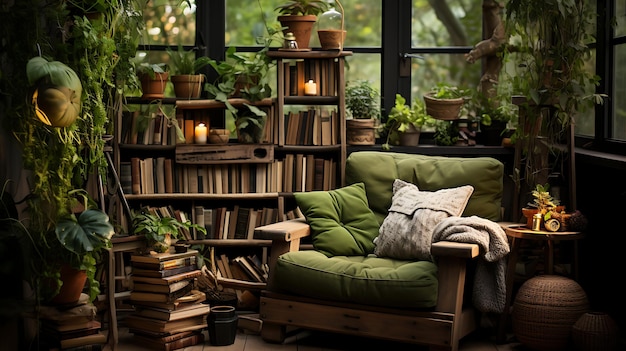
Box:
[55,209,114,256]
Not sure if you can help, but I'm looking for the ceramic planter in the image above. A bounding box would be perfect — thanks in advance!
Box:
[171,74,204,99]
[346,119,376,145]
[278,15,317,50]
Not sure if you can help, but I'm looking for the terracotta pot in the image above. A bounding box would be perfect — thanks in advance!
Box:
[140,71,169,99]
[278,15,317,50]
[50,263,87,305]
[171,74,204,99]
[346,119,376,145]
[423,93,464,120]
[318,29,346,50]
[398,124,421,146]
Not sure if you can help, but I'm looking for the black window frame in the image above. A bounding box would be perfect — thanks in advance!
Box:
[197,1,621,156]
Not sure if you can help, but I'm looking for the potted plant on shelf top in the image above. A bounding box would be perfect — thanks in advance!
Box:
[383,93,435,149]
[205,45,274,143]
[275,0,330,50]
[167,44,212,99]
[131,208,206,254]
[423,83,469,121]
[345,80,381,145]
[136,62,169,99]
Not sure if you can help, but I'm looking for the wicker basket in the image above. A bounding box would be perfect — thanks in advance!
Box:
[423,93,464,120]
[512,275,589,351]
[572,312,620,351]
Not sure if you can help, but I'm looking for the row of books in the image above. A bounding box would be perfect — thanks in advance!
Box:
[122,154,339,195]
[284,107,339,146]
[214,253,268,284]
[38,296,106,351]
[194,205,279,240]
[120,111,180,146]
[128,248,209,351]
[283,58,339,97]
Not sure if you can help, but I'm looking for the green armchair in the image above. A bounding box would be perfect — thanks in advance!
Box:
[255,152,506,351]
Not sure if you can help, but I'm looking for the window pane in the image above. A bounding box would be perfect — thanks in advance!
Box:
[226,0,382,48]
[574,50,597,137]
[345,54,382,92]
[616,0,626,38]
[613,44,626,140]
[410,54,482,100]
[412,0,483,47]
[143,0,196,46]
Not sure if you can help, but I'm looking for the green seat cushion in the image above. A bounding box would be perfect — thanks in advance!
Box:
[345,152,504,223]
[273,250,439,308]
[294,183,379,257]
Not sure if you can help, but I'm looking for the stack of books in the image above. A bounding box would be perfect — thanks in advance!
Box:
[127,248,209,351]
[38,294,106,351]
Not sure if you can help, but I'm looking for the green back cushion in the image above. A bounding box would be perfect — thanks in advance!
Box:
[345,152,504,223]
[294,182,379,256]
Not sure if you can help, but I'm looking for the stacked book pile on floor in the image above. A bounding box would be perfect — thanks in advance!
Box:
[38,294,106,351]
[126,248,209,350]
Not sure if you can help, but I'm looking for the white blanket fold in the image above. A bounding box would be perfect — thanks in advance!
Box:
[432,216,510,313]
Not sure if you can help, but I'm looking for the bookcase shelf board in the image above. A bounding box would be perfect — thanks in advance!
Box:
[175,98,274,110]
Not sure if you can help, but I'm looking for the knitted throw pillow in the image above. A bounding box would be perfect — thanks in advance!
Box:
[374,179,474,260]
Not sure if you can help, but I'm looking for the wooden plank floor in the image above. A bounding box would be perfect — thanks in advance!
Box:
[102,320,523,351]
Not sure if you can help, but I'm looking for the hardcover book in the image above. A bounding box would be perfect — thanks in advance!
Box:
[130,269,201,286]
[130,283,193,303]
[134,302,210,321]
[130,249,198,265]
[131,264,196,278]
[125,314,207,334]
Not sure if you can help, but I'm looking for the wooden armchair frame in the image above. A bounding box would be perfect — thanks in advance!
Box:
[255,218,481,351]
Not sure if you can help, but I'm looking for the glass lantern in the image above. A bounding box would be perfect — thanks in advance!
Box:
[317,0,345,50]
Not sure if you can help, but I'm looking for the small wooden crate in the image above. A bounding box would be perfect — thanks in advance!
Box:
[175,144,274,164]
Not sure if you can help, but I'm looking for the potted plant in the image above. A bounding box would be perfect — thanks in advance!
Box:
[167,44,212,99]
[137,62,169,99]
[467,89,516,146]
[50,204,115,304]
[423,83,469,121]
[383,94,434,149]
[131,208,206,253]
[503,0,604,193]
[521,183,565,229]
[205,46,273,142]
[345,80,381,145]
[274,0,330,50]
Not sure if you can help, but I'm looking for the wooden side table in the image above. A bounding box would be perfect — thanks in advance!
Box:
[497,222,584,343]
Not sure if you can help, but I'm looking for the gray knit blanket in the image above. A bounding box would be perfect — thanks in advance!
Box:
[432,216,510,313]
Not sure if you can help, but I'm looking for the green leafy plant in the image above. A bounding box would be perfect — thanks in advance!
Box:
[131,209,206,253]
[432,120,459,146]
[345,80,381,120]
[275,0,330,16]
[428,83,468,99]
[528,183,561,220]
[166,44,212,75]
[54,207,115,301]
[383,94,434,149]
[136,62,168,79]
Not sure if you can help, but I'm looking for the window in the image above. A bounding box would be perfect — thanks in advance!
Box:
[142,1,620,155]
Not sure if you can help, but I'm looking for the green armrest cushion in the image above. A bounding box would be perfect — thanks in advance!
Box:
[273,250,439,308]
[345,152,504,223]
[294,182,380,257]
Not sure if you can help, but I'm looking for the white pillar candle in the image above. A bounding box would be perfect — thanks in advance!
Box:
[194,123,208,144]
[304,80,317,95]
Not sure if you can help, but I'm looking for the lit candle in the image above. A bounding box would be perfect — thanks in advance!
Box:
[194,123,208,144]
[304,79,317,95]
